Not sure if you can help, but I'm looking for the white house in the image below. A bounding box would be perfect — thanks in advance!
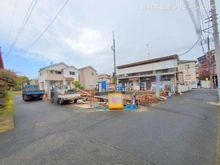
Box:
[116,55,179,90]
[38,62,79,94]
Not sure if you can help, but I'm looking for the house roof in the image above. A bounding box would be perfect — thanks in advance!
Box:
[117,54,178,69]
[178,60,197,64]
[39,62,68,72]
[98,73,111,77]
[79,66,97,72]
[63,65,78,71]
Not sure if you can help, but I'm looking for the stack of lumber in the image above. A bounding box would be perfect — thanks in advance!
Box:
[77,89,93,97]
[124,91,168,106]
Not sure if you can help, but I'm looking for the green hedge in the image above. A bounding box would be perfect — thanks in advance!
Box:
[0,91,14,116]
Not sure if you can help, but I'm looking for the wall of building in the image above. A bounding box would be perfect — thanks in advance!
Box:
[63,67,79,81]
[79,67,98,90]
[178,62,197,83]
[116,59,178,76]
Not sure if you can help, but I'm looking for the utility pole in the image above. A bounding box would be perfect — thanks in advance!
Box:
[111,31,116,92]
[207,36,214,88]
[210,0,220,100]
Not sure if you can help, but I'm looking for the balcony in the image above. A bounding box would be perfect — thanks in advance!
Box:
[46,73,63,81]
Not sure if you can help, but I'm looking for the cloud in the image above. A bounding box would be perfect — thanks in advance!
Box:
[1,0,219,78]
[65,28,110,56]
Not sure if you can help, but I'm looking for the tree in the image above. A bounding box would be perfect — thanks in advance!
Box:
[13,76,29,91]
[15,76,29,86]
[73,81,81,89]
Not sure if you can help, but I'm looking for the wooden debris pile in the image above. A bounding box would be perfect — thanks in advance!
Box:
[124,91,168,106]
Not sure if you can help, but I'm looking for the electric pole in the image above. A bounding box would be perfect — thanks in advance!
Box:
[210,0,220,100]
[111,31,116,92]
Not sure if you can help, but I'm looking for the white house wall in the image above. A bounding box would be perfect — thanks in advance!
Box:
[116,59,178,76]
[63,67,79,81]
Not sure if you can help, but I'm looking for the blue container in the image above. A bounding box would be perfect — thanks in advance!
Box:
[168,92,172,99]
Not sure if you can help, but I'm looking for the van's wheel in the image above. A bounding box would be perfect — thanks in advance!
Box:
[59,99,63,105]
[74,99,77,103]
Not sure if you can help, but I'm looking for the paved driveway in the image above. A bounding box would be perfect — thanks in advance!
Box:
[0,89,218,165]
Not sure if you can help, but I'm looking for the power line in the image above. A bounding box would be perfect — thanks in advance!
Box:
[4,0,38,59]
[20,0,70,55]
[7,0,17,44]
[178,41,199,56]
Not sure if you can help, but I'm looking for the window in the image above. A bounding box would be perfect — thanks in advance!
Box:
[185,64,190,69]
[91,72,94,75]
[69,71,75,75]
[89,81,94,86]
[55,71,62,74]
[50,70,61,74]
[185,74,191,80]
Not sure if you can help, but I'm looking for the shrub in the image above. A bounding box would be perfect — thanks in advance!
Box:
[0,91,14,116]
[0,69,17,116]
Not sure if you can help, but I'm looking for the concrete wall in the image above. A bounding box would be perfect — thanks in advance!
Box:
[116,59,178,76]
[178,84,192,93]
[201,80,211,89]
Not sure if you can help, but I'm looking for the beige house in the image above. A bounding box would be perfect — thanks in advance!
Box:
[38,62,79,94]
[79,66,98,90]
[177,60,197,84]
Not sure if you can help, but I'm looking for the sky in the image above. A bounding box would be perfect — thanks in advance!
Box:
[0,0,220,79]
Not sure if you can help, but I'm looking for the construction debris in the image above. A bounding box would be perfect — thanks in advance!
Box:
[73,89,169,109]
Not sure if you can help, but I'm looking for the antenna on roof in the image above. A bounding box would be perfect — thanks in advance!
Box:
[51,61,53,65]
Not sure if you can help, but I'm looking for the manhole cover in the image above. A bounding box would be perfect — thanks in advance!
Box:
[35,122,46,126]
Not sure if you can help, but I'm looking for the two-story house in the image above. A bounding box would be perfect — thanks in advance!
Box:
[116,54,179,90]
[177,60,197,84]
[79,66,98,90]
[38,62,79,94]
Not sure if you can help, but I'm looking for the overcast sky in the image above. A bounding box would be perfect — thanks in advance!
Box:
[0,0,220,78]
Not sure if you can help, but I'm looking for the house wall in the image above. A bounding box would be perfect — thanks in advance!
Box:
[63,67,79,88]
[79,67,98,90]
[116,59,178,76]
[63,67,79,81]
[178,62,197,83]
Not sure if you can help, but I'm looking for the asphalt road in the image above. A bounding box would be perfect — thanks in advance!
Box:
[0,89,218,165]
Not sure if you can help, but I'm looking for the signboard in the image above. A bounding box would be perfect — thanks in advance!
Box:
[108,93,123,110]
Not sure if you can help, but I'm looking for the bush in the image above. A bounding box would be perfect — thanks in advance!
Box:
[0,91,14,116]
[0,69,17,117]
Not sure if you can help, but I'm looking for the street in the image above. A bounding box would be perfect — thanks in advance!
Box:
[0,89,218,165]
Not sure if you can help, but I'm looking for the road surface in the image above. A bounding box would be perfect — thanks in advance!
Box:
[0,89,218,165]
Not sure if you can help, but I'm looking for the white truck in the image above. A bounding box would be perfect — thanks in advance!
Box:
[50,85,81,105]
